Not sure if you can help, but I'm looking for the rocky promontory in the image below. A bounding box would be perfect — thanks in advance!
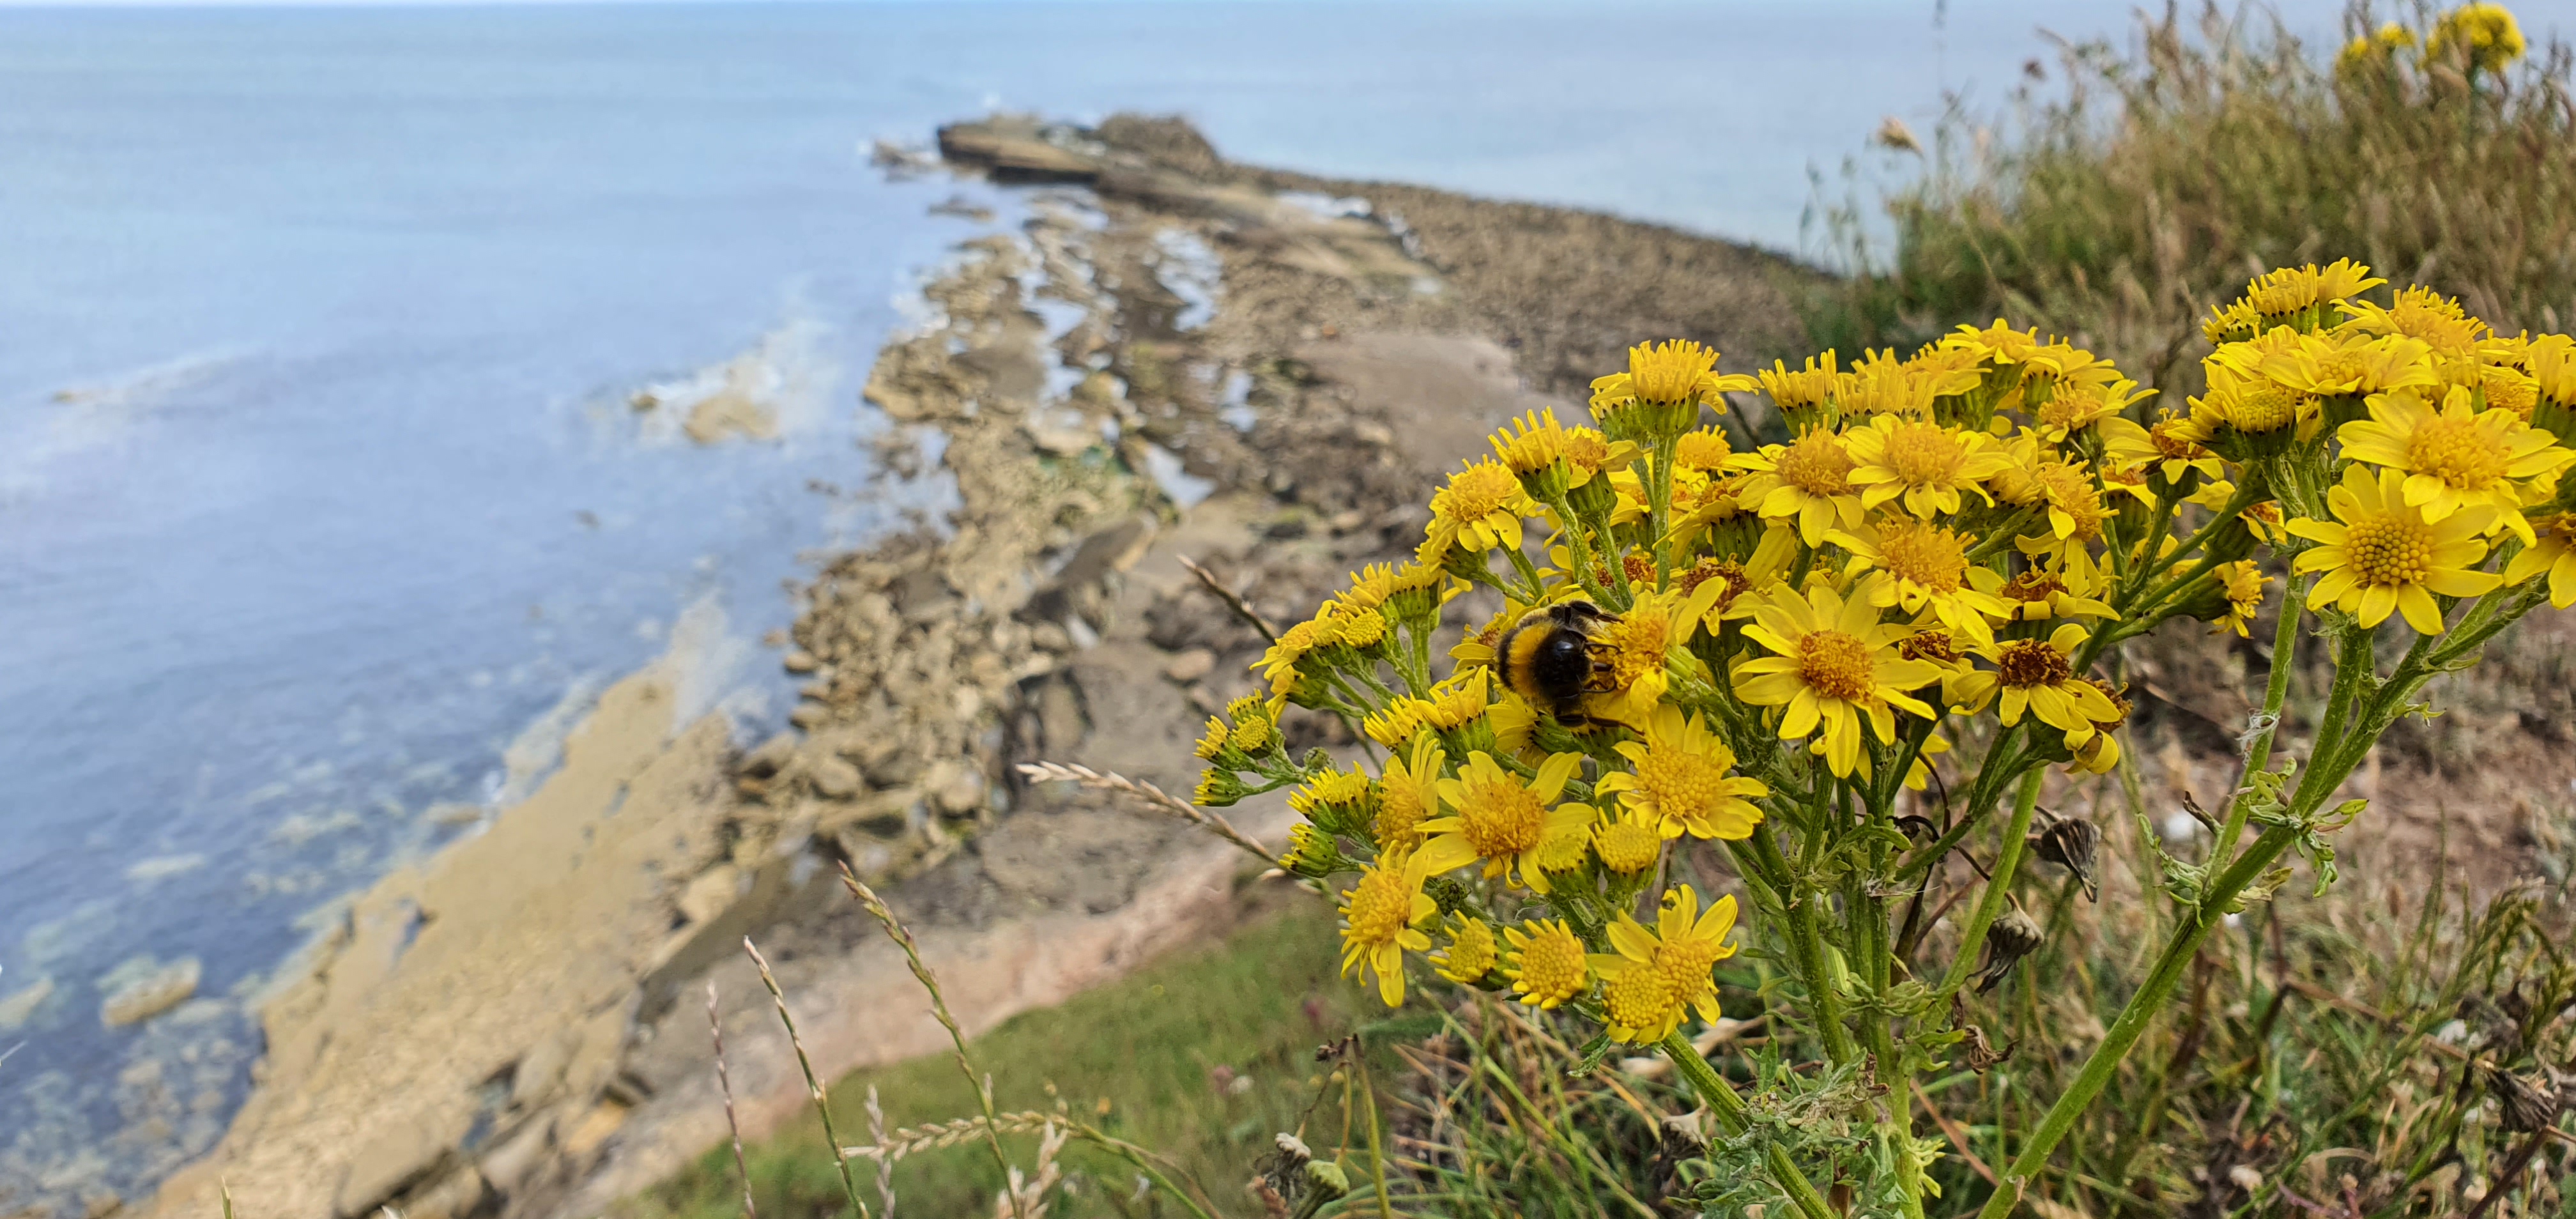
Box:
[141,112,1820,1219]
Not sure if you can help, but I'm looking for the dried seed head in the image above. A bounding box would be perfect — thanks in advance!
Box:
[2030,815,2103,901]
[1975,907,2046,994]
[1658,1109,1710,1160]
[2490,1068,2561,1133]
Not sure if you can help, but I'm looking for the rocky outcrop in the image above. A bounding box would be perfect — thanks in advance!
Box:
[144,113,1822,1219]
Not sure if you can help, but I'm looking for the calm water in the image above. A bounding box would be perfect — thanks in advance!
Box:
[8,0,2558,1204]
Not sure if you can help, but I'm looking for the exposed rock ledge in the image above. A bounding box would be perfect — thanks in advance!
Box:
[142,113,1814,1219]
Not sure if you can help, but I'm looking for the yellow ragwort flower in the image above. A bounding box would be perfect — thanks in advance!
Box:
[2258,332,2440,401]
[1433,915,1498,985]
[2339,20,2417,72]
[1420,751,1596,894]
[2338,385,2574,542]
[1995,549,2120,622]
[1593,705,1769,840]
[1949,623,2122,747]
[1730,426,1868,544]
[2505,511,2576,607]
[1993,435,2111,546]
[1491,408,1571,475]
[1585,583,1728,725]
[1193,715,1232,761]
[2339,286,2488,358]
[1758,351,1842,420]
[1590,885,1739,1044]
[1419,458,1538,563]
[2288,465,2503,633]
[2429,1,2526,73]
[1733,582,1943,777]
[1834,518,2013,646]
[1372,733,1445,854]
[1842,415,2012,516]
[1362,698,1430,749]
[1591,805,1667,875]
[2101,412,2225,486]
[1338,845,1443,1007]
[1590,339,1756,413]
[2239,259,2385,319]
[1500,919,1591,1009]
[1675,425,1734,473]
[2215,560,2269,637]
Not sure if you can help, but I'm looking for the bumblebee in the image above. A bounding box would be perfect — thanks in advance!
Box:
[1496,599,1620,728]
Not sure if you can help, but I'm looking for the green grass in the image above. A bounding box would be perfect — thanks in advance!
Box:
[621,903,1374,1219]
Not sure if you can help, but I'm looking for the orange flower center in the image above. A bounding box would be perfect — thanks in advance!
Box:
[1457,774,1549,857]
[1434,463,1521,523]
[2228,384,2308,432]
[1884,420,1966,483]
[1602,966,1675,1031]
[1343,867,1415,949]
[1511,926,1589,1003]
[1796,629,1876,702]
[1595,818,1663,874]
[1996,639,2073,688]
[1634,745,1733,822]
[1604,610,1673,687]
[1878,521,1970,593]
[2404,413,2510,489]
[2345,512,2437,586]
[1775,431,1855,496]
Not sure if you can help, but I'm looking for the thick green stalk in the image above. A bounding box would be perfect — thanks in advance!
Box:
[1750,823,1855,1061]
[1648,436,1680,585]
[1661,1032,1836,1219]
[1966,827,2300,1219]
[1936,769,2046,1000]
[2212,572,2310,863]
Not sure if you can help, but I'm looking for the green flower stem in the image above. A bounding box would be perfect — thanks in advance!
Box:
[1545,494,1618,607]
[1893,728,2028,887]
[2212,571,2310,863]
[1504,546,1551,604]
[1935,768,2046,1000]
[2121,476,2263,602]
[1966,824,2299,1219]
[1648,436,1681,586]
[1660,1031,1836,1219]
[1749,823,1856,1062]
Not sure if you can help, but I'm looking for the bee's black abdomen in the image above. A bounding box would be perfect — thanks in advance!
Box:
[1531,631,1594,700]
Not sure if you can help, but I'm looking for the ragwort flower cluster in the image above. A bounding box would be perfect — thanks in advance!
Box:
[1188,263,2576,1084]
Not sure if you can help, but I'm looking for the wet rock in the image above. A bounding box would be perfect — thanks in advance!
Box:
[0,974,54,1030]
[98,958,199,1028]
[810,756,864,800]
[928,760,986,815]
[781,649,820,674]
[402,1166,487,1219]
[334,1116,452,1217]
[740,733,798,778]
[676,866,742,927]
[788,704,828,730]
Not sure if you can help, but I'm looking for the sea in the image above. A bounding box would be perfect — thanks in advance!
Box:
[4,0,2568,1205]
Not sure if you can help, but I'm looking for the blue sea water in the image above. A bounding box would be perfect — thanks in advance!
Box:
[8,0,2572,1204]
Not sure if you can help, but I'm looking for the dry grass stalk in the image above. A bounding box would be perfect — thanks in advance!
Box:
[862,1087,898,1218]
[838,865,1027,1219]
[707,980,758,1219]
[1012,760,1280,866]
[743,937,872,1219]
[1177,553,1280,643]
